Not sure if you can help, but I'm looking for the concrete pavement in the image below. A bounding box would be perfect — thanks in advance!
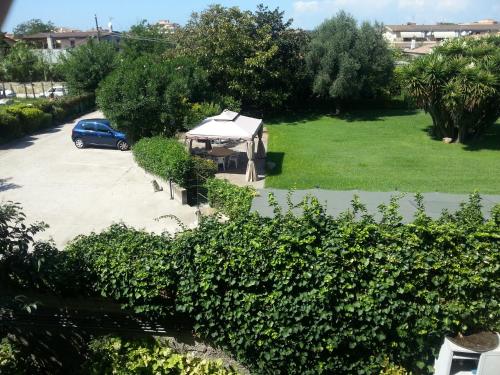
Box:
[0,111,198,248]
[252,188,500,221]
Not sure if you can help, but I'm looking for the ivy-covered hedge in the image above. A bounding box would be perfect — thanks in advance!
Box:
[83,336,238,375]
[65,225,175,316]
[132,136,217,188]
[3,194,500,374]
[0,94,95,143]
[175,194,500,374]
[205,178,256,219]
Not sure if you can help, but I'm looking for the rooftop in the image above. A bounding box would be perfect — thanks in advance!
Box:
[20,30,118,39]
[386,22,500,32]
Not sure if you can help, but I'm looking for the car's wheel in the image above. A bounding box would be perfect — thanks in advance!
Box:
[117,140,129,151]
[74,138,85,149]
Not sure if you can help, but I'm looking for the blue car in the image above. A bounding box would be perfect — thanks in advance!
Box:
[71,119,129,151]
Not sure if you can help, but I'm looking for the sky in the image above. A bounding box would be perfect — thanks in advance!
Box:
[3,0,500,32]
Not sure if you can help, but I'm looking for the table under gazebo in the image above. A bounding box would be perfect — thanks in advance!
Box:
[185,110,264,182]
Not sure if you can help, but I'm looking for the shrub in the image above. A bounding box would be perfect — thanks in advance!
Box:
[132,136,193,187]
[205,178,256,219]
[6,106,43,133]
[173,194,500,373]
[0,94,95,143]
[65,224,175,316]
[0,337,21,374]
[0,111,21,141]
[184,102,221,130]
[97,55,210,142]
[83,336,239,375]
[4,195,500,374]
[190,156,217,181]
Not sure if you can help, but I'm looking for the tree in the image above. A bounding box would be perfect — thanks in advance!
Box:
[400,36,500,143]
[13,19,55,36]
[175,4,309,112]
[1,41,44,82]
[0,201,49,286]
[306,11,394,106]
[96,55,209,141]
[121,20,174,59]
[59,39,118,94]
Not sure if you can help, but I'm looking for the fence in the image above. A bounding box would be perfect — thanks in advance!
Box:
[1,81,66,98]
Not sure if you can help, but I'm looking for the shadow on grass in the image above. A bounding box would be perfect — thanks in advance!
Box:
[421,123,500,151]
[463,123,500,152]
[265,110,331,125]
[266,108,420,125]
[340,109,419,122]
[266,152,284,177]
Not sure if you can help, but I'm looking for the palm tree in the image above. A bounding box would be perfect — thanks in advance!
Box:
[400,35,500,144]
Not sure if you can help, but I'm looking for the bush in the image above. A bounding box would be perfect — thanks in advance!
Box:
[172,193,499,374]
[190,156,217,181]
[0,94,95,143]
[205,178,256,219]
[5,106,47,134]
[0,111,21,141]
[4,195,500,374]
[65,224,175,316]
[0,337,22,374]
[133,136,192,187]
[184,102,222,130]
[97,55,210,142]
[83,336,238,375]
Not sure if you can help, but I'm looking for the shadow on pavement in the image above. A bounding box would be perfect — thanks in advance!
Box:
[0,177,21,192]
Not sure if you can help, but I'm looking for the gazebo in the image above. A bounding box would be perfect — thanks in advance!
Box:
[185,110,264,182]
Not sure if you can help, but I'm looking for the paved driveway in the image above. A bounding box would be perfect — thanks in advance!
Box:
[0,111,197,248]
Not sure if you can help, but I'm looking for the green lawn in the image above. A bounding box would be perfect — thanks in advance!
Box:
[265,109,500,194]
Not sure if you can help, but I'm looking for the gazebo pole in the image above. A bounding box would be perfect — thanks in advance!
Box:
[245,139,257,182]
[256,126,265,159]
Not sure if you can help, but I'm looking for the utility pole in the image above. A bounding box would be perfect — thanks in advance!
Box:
[94,14,101,42]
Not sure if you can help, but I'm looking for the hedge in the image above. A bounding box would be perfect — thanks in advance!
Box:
[205,178,256,219]
[133,136,217,188]
[0,93,95,143]
[3,194,500,374]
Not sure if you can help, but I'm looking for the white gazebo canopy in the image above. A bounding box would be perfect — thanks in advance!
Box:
[185,110,263,141]
[185,110,264,182]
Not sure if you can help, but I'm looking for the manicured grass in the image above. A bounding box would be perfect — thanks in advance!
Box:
[265,109,500,194]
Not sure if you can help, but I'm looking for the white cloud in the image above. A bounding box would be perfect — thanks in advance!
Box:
[293,1,321,13]
[293,0,394,15]
[398,0,469,12]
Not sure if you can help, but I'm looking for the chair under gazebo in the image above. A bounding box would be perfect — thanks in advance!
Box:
[185,110,265,182]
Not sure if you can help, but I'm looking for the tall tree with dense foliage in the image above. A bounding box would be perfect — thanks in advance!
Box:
[59,39,118,94]
[176,4,309,111]
[13,18,55,36]
[0,41,44,82]
[97,55,209,141]
[400,36,500,143]
[121,20,174,59]
[306,11,394,105]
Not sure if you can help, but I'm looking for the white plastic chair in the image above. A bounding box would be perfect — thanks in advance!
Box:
[227,154,239,169]
[215,156,226,171]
